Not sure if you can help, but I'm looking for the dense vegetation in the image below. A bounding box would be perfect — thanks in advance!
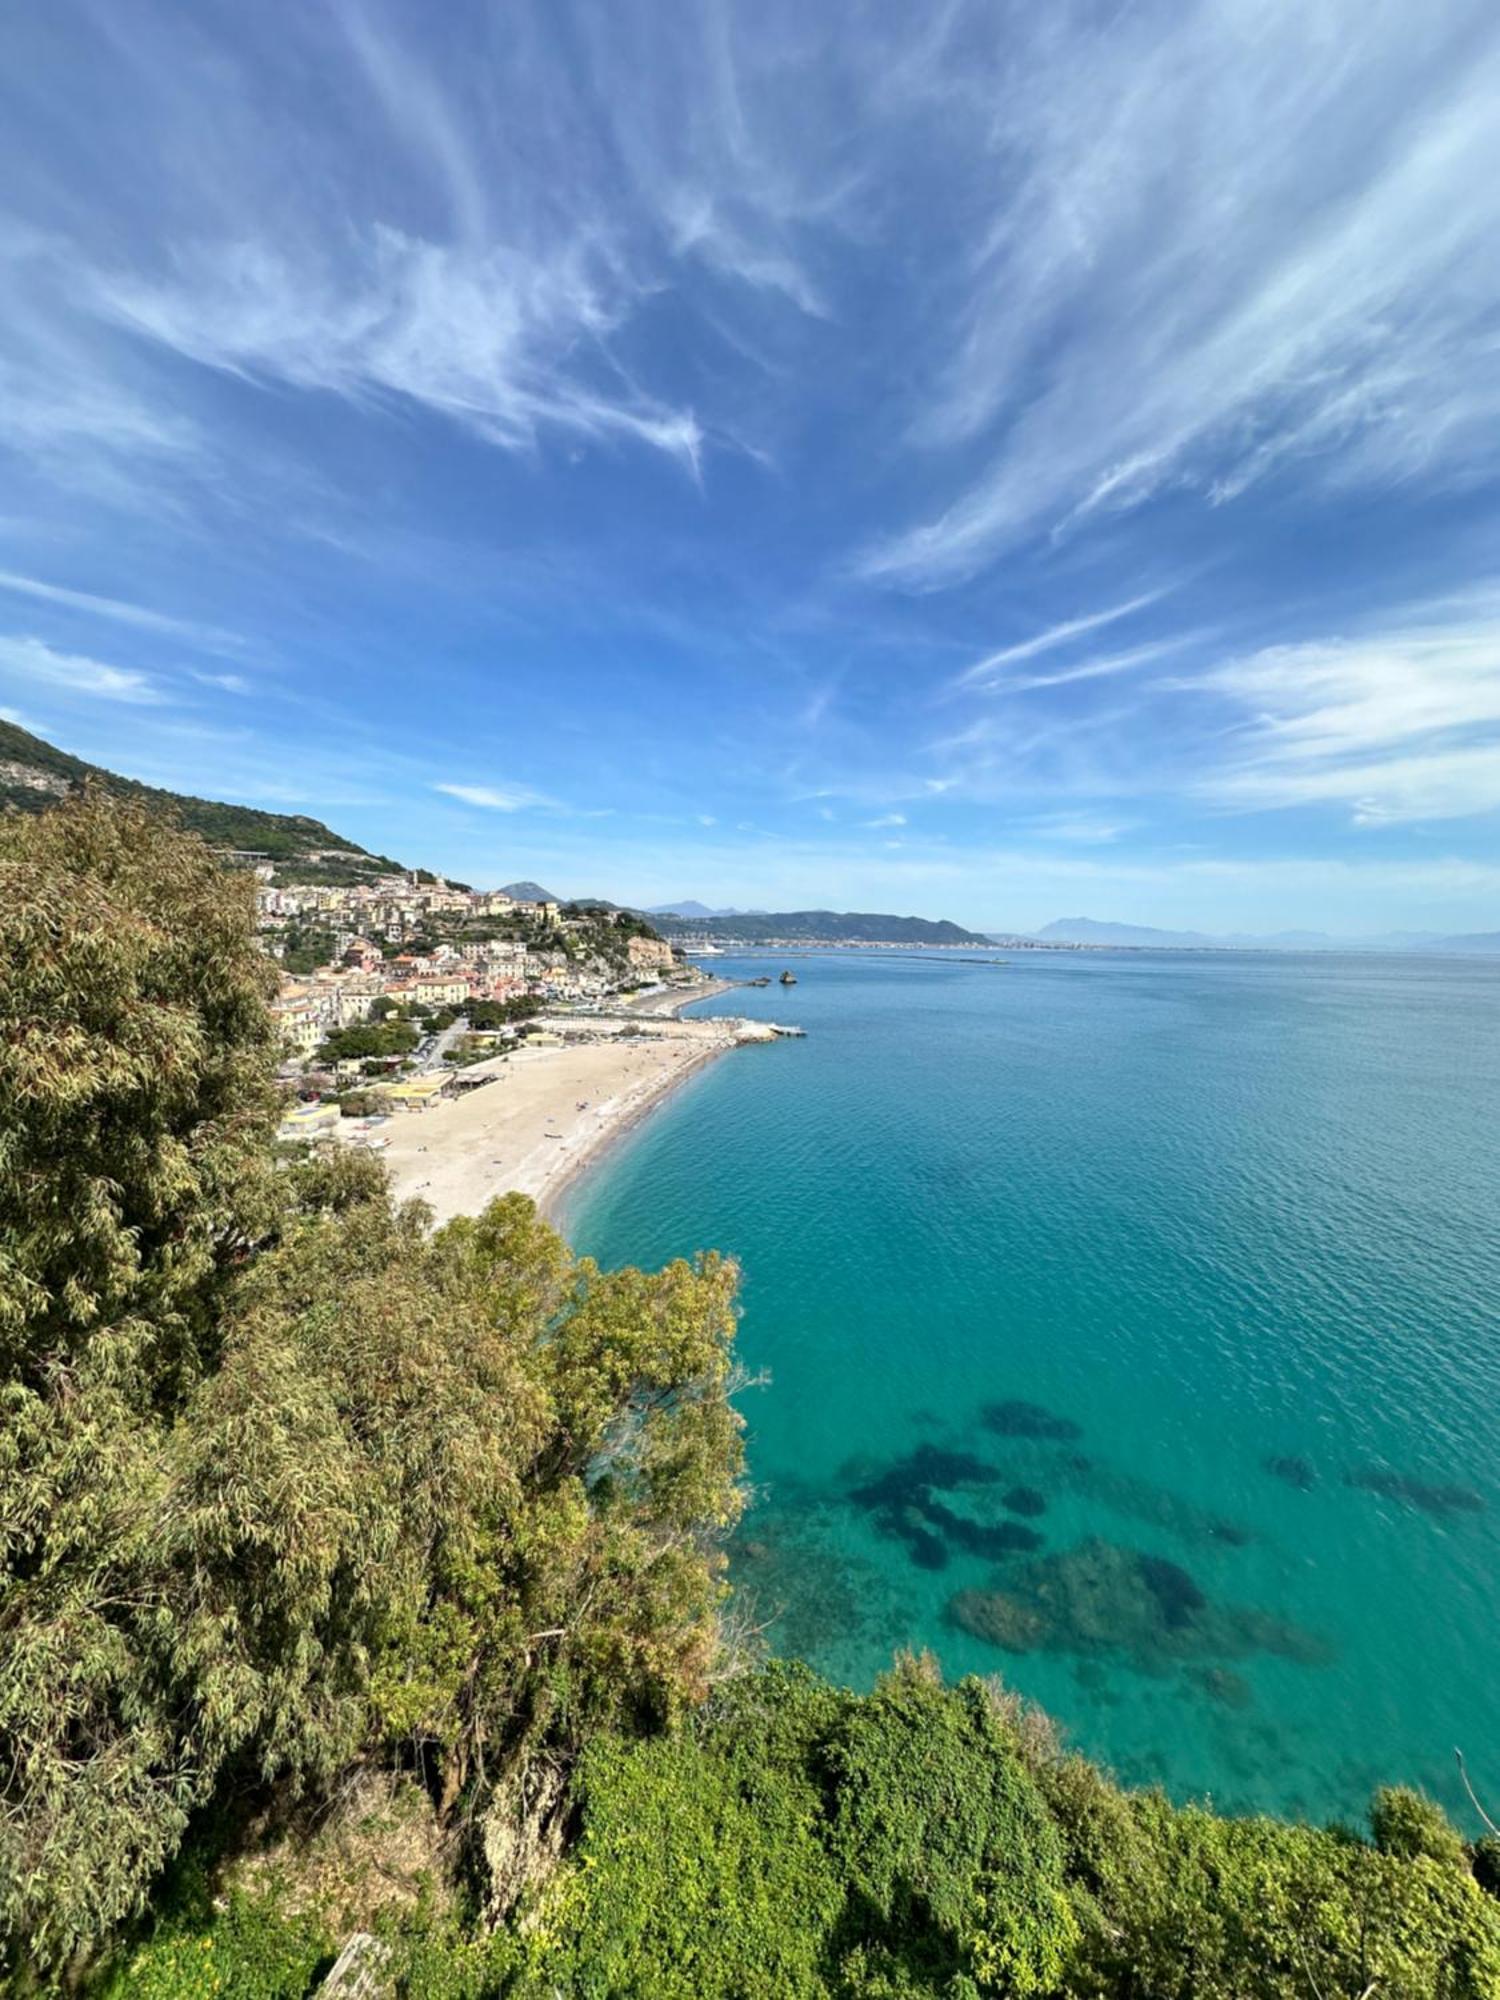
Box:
[314,1019,422,1064]
[0,794,741,1984]
[0,718,397,874]
[469,996,542,1029]
[3,793,1498,1996]
[660,909,989,945]
[279,925,340,975]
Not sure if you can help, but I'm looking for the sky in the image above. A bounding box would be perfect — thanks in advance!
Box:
[4,0,1500,934]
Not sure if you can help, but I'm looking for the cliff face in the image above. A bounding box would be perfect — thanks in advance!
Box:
[626,934,677,974]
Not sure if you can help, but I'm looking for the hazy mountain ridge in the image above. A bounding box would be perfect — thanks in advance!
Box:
[1023,916,1499,954]
[659,908,989,945]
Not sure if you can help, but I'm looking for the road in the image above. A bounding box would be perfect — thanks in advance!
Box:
[415,1014,469,1071]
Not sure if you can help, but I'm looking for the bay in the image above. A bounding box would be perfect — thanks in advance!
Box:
[561,948,1500,1826]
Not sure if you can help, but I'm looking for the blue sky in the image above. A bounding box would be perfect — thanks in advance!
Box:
[4,0,1500,932]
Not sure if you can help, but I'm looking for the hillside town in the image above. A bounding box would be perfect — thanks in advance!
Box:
[254,857,686,1072]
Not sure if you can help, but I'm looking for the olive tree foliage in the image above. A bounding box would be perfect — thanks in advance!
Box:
[0,794,745,1972]
[0,789,282,1396]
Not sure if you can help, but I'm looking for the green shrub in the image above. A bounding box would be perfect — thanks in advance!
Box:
[536,1720,842,1998]
[382,1916,519,1998]
[97,1876,331,1999]
[1371,1785,1470,1868]
[819,1658,1077,1996]
[1072,1794,1500,2000]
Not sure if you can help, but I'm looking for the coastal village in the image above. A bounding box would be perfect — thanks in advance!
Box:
[250,848,798,1215]
[259,861,686,1060]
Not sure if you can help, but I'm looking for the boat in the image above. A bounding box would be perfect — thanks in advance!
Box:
[779,969,798,985]
[747,975,771,987]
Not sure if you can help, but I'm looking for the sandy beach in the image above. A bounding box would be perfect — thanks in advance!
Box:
[376,983,764,1227]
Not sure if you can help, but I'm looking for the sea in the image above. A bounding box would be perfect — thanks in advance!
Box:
[558,947,1500,1829]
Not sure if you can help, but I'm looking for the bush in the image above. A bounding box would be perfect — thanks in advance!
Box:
[1371,1785,1470,1869]
[538,1723,841,1998]
[1072,1794,1500,2000]
[536,1661,1077,1998]
[97,1872,332,2000]
[819,1658,1077,1996]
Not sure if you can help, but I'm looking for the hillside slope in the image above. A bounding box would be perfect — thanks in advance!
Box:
[661,908,989,945]
[0,720,399,879]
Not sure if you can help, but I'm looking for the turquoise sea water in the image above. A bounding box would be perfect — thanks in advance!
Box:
[560,949,1500,1827]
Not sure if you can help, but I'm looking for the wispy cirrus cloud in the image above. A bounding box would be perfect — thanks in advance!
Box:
[951,590,1174,690]
[0,633,162,704]
[1194,593,1500,825]
[434,781,556,812]
[95,231,707,473]
[864,3,1500,585]
[0,0,858,502]
[0,567,244,650]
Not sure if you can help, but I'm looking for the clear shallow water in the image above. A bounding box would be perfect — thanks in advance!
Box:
[561,950,1500,1826]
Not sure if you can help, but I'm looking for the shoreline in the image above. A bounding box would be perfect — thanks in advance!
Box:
[536,1033,718,1229]
[538,973,741,1226]
[375,976,746,1231]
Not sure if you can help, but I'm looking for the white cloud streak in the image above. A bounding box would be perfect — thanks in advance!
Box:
[435,781,555,812]
[1194,593,1500,823]
[0,634,162,703]
[952,590,1172,689]
[0,568,243,649]
[865,1,1500,584]
[95,232,706,472]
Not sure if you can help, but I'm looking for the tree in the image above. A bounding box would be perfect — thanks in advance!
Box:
[279,923,337,975]
[0,790,284,1965]
[315,1020,419,1064]
[0,788,281,1403]
[470,995,540,1029]
[0,793,746,1974]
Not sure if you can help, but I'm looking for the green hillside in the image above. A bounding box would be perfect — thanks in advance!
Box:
[0,719,400,878]
[661,907,989,945]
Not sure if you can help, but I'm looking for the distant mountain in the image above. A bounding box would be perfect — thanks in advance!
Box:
[499,879,562,903]
[648,900,745,920]
[0,719,399,880]
[660,909,989,945]
[1025,916,1499,954]
[1425,931,1500,954]
[1036,917,1215,948]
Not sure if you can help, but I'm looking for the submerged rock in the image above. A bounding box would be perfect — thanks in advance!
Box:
[848,1443,1001,1511]
[848,1442,1041,1570]
[945,1536,1334,1674]
[1002,1484,1048,1519]
[1041,1452,1255,1551]
[1137,1554,1207,1629]
[1190,1665,1255,1711]
[980,1398,1083,1442]
[919,1496,1042,1558]
[1263,1454,1317,1491]
[1345,1466,1486,1516]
